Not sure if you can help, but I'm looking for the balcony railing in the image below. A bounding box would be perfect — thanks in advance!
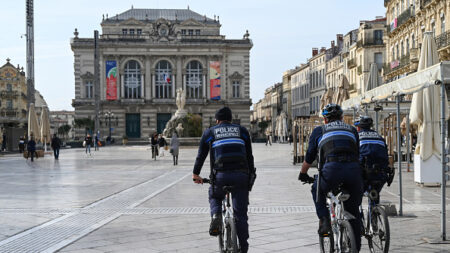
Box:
[348,58,356,68]
[356,39,384,48]
[384,53,411,75]
[0,90,18,99]
[0,108,18,118]
[436,31,450,50]
[397,7,413,28]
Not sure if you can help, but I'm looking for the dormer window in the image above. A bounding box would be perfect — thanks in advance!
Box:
[195,29,200,36]
[122,29,127,35]
[137,29,142,35]
[181,29,186,35]
[188,29,193,35]
[129,29,135,35]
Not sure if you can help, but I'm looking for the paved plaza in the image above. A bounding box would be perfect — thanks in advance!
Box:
[0,144,449,252]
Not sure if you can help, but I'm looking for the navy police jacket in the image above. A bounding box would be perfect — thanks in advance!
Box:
[305,120,359,164]
[358,129,389,170]
[193,122,255,175]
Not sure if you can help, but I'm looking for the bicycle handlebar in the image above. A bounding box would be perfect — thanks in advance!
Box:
[193,178,210,184]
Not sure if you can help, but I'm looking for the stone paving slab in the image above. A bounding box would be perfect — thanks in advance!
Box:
[0,144,449,252]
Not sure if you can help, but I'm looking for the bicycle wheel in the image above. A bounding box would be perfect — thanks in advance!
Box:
[319,234,334,253]
[339,220,357,253]
[368,206,390,253]
[218,224,225,253]
[227,218,239,253]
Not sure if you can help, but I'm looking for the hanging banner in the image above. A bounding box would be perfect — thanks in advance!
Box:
[106,60,117,100]
[209,61,221,100]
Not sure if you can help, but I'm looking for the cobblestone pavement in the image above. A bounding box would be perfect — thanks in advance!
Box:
[0,144,449,252]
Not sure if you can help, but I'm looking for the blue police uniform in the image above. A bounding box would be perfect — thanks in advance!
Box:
[306,120,363,250]
[193,122,254,253]
[359,128,389,203]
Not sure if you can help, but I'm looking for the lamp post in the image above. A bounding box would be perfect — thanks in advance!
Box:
[104,111,114,143]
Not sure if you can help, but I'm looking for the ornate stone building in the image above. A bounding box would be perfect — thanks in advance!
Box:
[71,8,252,139]
[384,0,449,81]
[0,58,27,129]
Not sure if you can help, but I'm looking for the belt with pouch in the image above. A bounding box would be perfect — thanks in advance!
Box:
[326,156,358,163]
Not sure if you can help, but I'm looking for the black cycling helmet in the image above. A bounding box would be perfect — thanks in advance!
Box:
[357,116,373,129]
[322,103,343,120]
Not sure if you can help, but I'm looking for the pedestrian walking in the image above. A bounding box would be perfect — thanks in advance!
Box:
[170,133,180,165]
[85,134,93,156]
[19,136,25,153]
[1,132,6,152]
[158,134,167,157]
[51,134,61,160]
[265,130,272,146]
[150,133,158,159]
[27,136,36,162]
[94,134,99,151]
[193,107,256,253]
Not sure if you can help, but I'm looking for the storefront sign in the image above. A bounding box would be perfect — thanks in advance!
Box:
[209,61,221,100]
[106,61,117,100]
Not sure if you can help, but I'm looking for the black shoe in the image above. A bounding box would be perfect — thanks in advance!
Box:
[209,213,222,236]
[318,216,331,235]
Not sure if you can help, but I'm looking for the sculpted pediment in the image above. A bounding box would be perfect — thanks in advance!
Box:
[180,18,204,26]
[81,71,94,80]
[120,18,145,26]
[229,71,244,80]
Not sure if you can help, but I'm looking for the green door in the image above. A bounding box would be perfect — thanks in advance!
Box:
[157,113,172,134]
[126,114,141,138]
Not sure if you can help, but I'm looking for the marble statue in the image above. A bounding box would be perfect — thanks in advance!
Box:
[176,123,184,137]
[175,88,187,117]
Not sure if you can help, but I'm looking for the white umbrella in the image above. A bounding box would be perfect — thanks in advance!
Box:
[40,106,51,151]
[28,103,41,141]
[333,75,350,105]
[365,63,380,93]
[409,32,449,160]
[320,86,333,110]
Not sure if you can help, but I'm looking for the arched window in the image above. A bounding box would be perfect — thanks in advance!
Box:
[186,60,203,99]
[155,60,173,98]
[124,60,142,99]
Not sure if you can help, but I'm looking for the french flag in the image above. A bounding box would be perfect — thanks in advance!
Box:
[163,73,171,84]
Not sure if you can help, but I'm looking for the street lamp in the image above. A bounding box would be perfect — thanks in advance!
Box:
[104,111,114,143]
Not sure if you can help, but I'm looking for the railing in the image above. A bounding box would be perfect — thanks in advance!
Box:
[0,90,18,98]
[0,108,18,118]
[356,39,384,48]
[397,7,413,28]
[347,58,356,68]
[384,53,411,75]
[436,31,450,50]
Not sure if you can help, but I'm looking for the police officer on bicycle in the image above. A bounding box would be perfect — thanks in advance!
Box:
[298,103,363,251]
[193,107,255,253]
[355,116,393,204]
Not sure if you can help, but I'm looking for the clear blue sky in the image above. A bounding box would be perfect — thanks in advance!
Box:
[0,0,385,110]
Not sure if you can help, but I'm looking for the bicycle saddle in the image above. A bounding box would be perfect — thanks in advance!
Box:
[223,186,234,192]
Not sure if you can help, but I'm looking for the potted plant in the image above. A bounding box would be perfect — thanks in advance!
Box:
[122,135,128,145]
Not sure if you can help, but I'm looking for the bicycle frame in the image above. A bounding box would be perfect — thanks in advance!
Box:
[222,191,234,228]
[327,191,356,252]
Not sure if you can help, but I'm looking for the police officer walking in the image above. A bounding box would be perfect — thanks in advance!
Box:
[298,104,363,251]
[355,116,392,204]
[193,107,255,253]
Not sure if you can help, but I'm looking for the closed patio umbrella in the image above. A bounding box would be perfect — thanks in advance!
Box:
[365,63,380,93]
[409,32,449,160]
[40,106,51,151]
[28,103,40,141]
[333,75,350,105]
[320,86,334,110]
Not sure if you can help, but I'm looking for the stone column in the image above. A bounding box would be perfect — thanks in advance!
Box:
[141,74,144,99]
[202,75,206,98]
[152,74,156,99]
[176,57,182,91]
[145,57,151,99]
[172,75,176,98]
[121,74,125,98]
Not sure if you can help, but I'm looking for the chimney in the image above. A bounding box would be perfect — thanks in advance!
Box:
[320,47,326,53]
[312,48,318,56]
[331,40,335,48]
[337,34,343,48]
